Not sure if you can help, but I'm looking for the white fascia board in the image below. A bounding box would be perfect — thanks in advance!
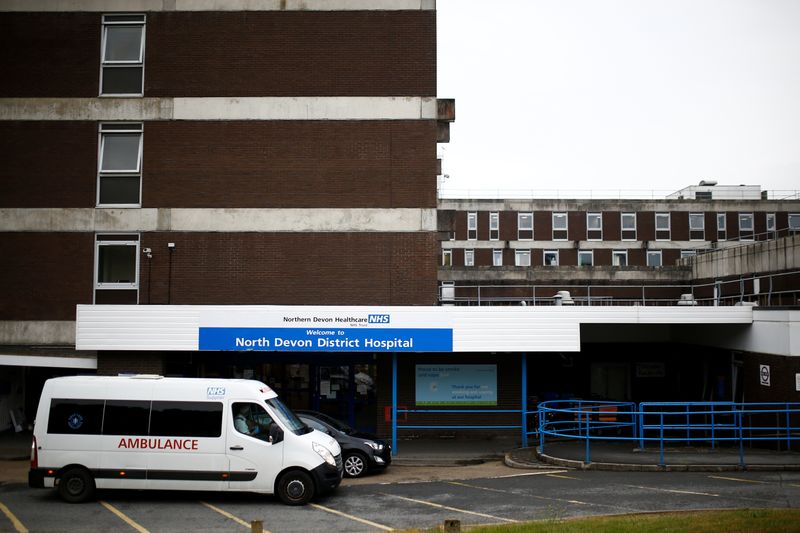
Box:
[0,97,437,121]
[0,0,434,11]
[0,354,97,370]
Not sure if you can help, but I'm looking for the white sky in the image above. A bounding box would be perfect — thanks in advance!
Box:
[436,0,800,195]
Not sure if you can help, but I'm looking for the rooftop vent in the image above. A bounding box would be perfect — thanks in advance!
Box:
[698,180,718,186]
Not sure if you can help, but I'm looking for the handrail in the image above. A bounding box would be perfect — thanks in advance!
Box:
[538,400,800,466]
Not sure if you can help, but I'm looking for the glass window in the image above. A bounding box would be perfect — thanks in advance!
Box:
[518,213,533,240]
[489,212,499,241]
[578,250,593,266]
[647,250,662,267]
[98,123,142,206]
[543,250,559,266]
[101,14,146,96]
[464,249,474,266]
[689,213,704,231]
[789,214,800,231]
[612,250,627,266]
[552,213,567,230]
[47,399,104,435]
[103,400,150,436]
[492,249,503,266]
[681,250,697,259]
[150,401,223,438]
[467,212,477,240]
[717,213,727,240]
[232,402,274,442]
[621,213,636,230]
[515,250,531,266]
[96,237,139,289]
[739,213,754,231]
[655,213,670,231]
[442,249,452,267]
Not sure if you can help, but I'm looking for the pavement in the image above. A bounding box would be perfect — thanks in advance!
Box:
[4,429,800,488]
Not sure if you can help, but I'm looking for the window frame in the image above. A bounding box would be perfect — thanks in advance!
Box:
[688,212,705,240]
[97,122,143,208]
[492,249,503,267]
[95,235,140,290]
[517,212,533,240]
[552,212,568,241]
[611,250,628,267]
[467,212,478,241]
[620,212,637,241]
[577,249,594,267]
[586,212,602,241]
[515,249,531,267]
[100,14,146,97]
[717,213,727,241]
[738,213,754,240]
[646,250,663,267]
[442,249,452,267]
[766,213,776,238]
[489,212,500,241]
[464,249,475,267]
[543,250,559,266]
[655,212,671,240]
[789,213,800,232]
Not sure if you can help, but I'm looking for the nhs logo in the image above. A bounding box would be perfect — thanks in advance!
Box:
[368,314,390,324]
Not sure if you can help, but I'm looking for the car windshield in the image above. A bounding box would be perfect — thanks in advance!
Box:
[312,412,354,435]
[266,398,312,435]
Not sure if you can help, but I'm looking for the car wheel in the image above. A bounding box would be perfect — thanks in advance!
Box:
[277,470,315,505]
[343,452,368,478]
[57,467,95,503]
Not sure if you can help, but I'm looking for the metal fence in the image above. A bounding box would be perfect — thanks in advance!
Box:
[537,400,800,467]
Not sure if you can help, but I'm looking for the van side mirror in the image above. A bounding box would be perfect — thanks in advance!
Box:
[272,426,284,444]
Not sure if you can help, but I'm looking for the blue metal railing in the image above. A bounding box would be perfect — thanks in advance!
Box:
[539,400,800,467]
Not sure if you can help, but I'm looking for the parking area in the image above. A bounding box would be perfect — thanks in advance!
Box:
[3,464,800,532]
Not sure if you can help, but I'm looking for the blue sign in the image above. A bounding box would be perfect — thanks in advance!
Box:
[416,365,497,405]
[199,327,452,352]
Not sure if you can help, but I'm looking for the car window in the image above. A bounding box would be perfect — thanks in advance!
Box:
[300,417,329,434]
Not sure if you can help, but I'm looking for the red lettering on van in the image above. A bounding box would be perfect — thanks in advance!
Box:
[116,438,200,451]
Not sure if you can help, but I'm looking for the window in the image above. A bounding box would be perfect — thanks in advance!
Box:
[739,213,754,240]
[492,249,503,266]
[552,213,568,240]
[95,235,139,289]
[150,401,223,438]
[612,250,627,266]
[543,250,559,266]
[655,213,670,240]
[621,213,637,240]
[647,250,662,267]
[717,213,727,240]
[689,213,705,240]
[766,213,776,239]
[680,250,697,259]
[442,249,452,267]
[790,214,800,233]
[101,14,146,96]
[232,402,273,442]
[518,213,533,240]
[489,212,500,241]
[467,212,477,240]
[103,400,150,436]
[586,213,602,240]
[98,123,143,206]
[578,250,593,266]
[515,250,531,266]
[464,249,474,266]
[48,399,104,435]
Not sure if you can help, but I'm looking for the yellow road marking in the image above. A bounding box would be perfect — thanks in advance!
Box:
[789,484,800,489]
[0,502,28,533]
[624,485,720,497]
[381,492,518,523]
[310,503,393,531]
[199,501,264,531]
[709,475,768,484]
[495,470,570,479]
[99,501,150,533]
[546,474,580,480]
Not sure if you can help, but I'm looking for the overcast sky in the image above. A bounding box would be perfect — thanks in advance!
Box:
[436,0,800,196]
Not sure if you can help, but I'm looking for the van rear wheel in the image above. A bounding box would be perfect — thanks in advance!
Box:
[277,470,314,505]
[58,467,95,503]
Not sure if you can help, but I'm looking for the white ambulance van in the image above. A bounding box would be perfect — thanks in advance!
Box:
[28,376,343,505]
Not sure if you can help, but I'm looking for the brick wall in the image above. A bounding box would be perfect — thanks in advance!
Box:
[97,351,166,376]
[0,233,94,320]
[0,11,435,97]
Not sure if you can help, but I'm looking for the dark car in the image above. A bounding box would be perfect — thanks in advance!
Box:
[296,410,391,478]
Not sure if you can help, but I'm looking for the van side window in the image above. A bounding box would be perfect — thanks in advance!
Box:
[48,399,104,435]
[233,402,274,442]
[103,400,150,435]
[150,401,223,438]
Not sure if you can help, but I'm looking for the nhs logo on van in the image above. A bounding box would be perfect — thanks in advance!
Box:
[206,387,226,399]
[368,314,390,324]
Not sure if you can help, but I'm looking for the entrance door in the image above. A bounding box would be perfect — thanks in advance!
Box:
[315,364,377,433]
[590,363,629,401]
[226,400,283,492]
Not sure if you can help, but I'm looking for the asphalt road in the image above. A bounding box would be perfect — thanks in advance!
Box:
[2,463,800,532]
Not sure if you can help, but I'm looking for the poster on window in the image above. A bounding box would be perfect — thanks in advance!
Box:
[415,365,497,406]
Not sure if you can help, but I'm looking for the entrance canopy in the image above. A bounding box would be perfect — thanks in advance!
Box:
[75,305,753,353]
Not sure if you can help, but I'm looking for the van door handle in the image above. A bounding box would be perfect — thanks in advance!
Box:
[229,445,244,450]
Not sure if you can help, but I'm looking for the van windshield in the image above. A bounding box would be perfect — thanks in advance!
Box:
[266,398,312,435]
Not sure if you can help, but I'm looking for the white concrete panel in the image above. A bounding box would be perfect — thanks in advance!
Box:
[0,208,436,232]
[0,97,437,121]
[0,321,76,345]
[1,0,433,11]
[0,354,97,369]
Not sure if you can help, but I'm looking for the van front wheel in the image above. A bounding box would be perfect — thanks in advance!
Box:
[277,470,314,505]
[58,467,95,503]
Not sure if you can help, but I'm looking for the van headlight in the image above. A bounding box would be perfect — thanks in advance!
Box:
[312,442,336,467]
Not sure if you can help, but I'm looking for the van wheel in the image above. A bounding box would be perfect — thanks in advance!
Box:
[277,470,314,505]
[58,467,95,503]
[343,452,368,478]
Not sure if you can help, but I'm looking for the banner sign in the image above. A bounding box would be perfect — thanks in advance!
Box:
[415,364,497,405]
